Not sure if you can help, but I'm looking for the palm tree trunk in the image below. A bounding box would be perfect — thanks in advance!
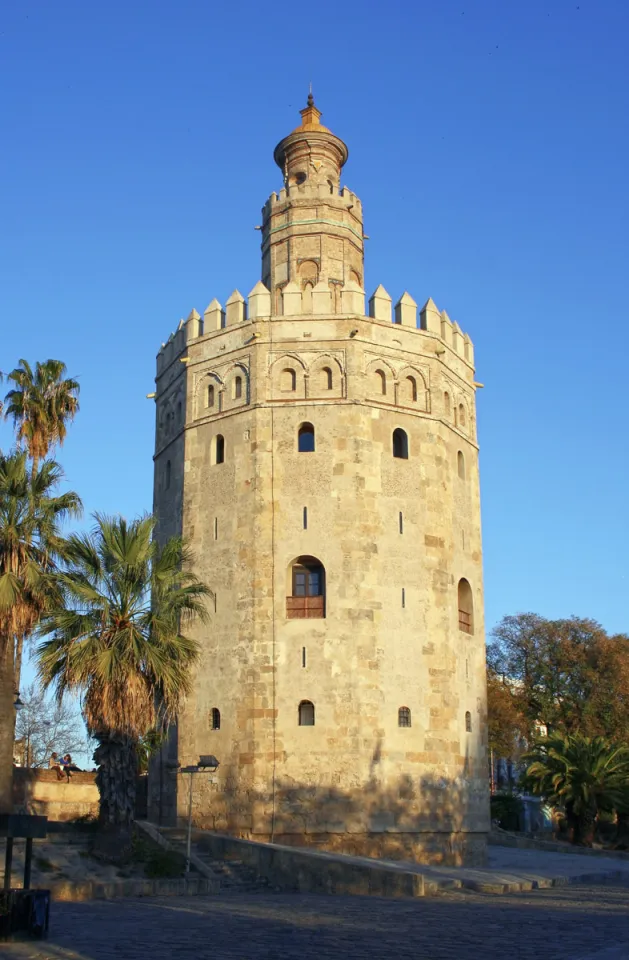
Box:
[574,806,597,846]
[617,811,629,848]
[94,736,138,827]
[0,639,16,813]
[90,736,138,862]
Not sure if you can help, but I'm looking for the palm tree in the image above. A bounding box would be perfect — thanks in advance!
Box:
[0,451,82,811]
[36,514,210,849]
[4,359,79,472]
[522,733,629,846]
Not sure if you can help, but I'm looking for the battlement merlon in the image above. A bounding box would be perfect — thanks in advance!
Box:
[155,283,475,376]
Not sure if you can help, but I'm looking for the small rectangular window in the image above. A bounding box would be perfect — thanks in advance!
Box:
[302,647,306,668]
[303,507,308,530]
[399,511,403,534]
[402,588,406,609]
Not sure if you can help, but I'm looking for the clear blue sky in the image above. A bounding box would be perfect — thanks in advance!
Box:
[2,0,628,658]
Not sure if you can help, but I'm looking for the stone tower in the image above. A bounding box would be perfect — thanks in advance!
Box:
[149,96,489,866]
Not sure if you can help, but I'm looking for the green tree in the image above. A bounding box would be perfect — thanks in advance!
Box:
[521,733,629,846]
[4,359,79,473]
[0,452,81,811]
[36,514,210,851]
[488,613,629,744]
[486,665,525,788]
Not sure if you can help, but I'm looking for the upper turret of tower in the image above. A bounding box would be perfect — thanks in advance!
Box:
[273,92,349,192]
[261,94,364,308]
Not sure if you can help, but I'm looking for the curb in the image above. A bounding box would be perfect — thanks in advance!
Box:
[463,869,628,895]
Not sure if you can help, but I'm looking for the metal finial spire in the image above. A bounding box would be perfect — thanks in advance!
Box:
[307,82,314,107]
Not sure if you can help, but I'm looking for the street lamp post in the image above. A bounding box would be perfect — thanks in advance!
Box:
[180,755,219,875]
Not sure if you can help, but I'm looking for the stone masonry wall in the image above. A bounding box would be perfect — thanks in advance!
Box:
[149,290,488,866]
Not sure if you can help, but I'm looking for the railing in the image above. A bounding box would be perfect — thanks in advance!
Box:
[286,595,325,619]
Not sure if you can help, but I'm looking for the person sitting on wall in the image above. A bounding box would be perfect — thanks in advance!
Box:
[61,754,82,780]
[48,752,65,780]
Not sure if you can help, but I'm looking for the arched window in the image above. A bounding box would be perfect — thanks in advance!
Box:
[398,706,411,728]
[210,708,221,731]
[375,369,387,396]
[298,422,315,452]
[287,556,325,619]
[465,711,472,733]
[405,376,417,403]
[207,384,215,408]
[458,403,466,429]
[444,391,451,417]
[165,460,171,489]
[392,428,409,459]
[321,367,333,390]
[213,434,225,465]
[281,368,296,392]
[234,376,242,400]
[457,451,466,480]
[298,700,315,726]
[458,578,474,634]
[302,282,313,312]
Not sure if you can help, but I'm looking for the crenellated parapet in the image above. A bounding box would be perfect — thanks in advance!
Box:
[156,282,475,375]
[262,185,363,220]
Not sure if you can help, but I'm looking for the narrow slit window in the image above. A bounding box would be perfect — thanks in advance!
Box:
[281,368,296,392]
[457,450,466,480]
[322,366,333,390]
[402,588,406,608]
[302,647,306,668]
[303,506,308,530]
[398,706,411,728]
[207,384,215,408]
[465,711,472,733]
[211,708,221,731]
[214,517,218,541]
[215,434,225,465]
[458,578,474,634]
[234,376,242,400]
[392,428,409,459]
[399,511,403,534]
[298,700,315,726]
[375,369,387,396]
[298,422,315,452]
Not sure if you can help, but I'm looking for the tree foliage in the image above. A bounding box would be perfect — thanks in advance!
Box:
[487,613,629,745]
[4,359,79,472]
[0,452,82,667]
[36,513,211,828]
[14,682,88,768]
[521,733,629,845]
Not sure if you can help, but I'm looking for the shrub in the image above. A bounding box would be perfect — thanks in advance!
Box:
[491,793,521,831]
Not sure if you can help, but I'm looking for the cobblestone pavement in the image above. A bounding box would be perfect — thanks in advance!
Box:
[1,883,628,960]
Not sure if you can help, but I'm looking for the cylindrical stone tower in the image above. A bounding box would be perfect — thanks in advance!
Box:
[149,96,489,866]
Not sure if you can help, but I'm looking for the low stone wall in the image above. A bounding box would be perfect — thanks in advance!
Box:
[186,829,426,897]
[257,830,488,868]
[12,769,99,821]
[489,829,629,860]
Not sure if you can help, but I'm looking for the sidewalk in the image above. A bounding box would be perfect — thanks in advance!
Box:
[380,844,629,894]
